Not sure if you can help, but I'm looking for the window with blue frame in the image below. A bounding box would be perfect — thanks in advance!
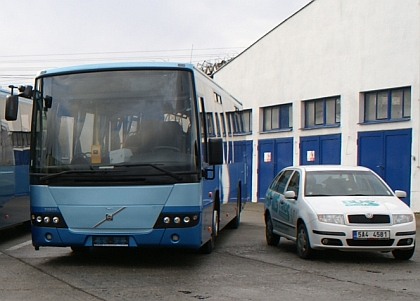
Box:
[262,103,292,131]
[241,109,252,133]
[304,97,340,128]
[364,87,411,122]
[227,109,252,135]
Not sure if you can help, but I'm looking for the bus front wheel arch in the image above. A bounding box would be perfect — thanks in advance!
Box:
[199,192,220,254]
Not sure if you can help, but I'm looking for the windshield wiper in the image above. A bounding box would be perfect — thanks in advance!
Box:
[37,163,190,182]
[305,194,333,197]
[113,163,183,181]
[38,169,98,181]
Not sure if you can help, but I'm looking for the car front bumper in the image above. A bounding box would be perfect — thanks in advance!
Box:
[308,220,416,251]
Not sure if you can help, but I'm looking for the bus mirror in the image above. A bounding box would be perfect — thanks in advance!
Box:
[44,95,53,109]
[5,95,19,121]
[18,85,33,99]
[208,138,223,165]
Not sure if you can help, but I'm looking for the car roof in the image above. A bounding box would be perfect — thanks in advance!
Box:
[286,165,372,173]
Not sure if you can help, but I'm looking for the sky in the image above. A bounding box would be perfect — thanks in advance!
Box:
[0,0,311,88]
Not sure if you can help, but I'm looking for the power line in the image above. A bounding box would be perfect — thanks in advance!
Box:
[0,47,241,87]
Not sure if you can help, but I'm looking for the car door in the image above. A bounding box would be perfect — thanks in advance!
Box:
[266,169,293,235]
[278,170,300,238]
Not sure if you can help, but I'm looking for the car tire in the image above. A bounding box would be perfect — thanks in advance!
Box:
[265,214,280,246]
[296,223,314,259]
[392,244,415,260]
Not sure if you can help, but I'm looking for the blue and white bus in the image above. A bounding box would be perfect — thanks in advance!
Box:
[0,88,31,230]
[6,62,247,253]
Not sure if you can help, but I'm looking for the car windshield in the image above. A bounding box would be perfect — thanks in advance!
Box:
[304,170,393,197]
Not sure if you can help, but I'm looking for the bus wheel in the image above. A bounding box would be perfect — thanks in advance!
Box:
[71,246,88,253]
[227,185,241,229]
[199,209,218,254]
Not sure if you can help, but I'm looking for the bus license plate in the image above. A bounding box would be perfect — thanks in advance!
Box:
[353,230,390,240]
[93,236,129,246]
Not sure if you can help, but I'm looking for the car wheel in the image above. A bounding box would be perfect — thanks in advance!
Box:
[392,244,415,260]
[296,223,314,259]
[265,214,280,246]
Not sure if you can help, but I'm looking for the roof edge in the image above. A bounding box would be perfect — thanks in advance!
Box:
[214,0,315,74]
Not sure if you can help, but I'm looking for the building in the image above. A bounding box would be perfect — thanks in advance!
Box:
[213,0,420,211]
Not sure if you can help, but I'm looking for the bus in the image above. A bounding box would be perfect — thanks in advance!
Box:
[0,88,31,230]
[5,62,247,253]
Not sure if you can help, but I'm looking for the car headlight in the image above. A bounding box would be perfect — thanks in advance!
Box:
[317,214,344,224]
[392,214,414,225]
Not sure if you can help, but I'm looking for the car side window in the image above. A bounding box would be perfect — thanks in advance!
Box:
[273,170,293,193]
[286,171,300,195]
[269,171,283,190]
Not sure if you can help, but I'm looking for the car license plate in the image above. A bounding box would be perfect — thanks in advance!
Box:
[353,230,390,240]
[92,236,129,246]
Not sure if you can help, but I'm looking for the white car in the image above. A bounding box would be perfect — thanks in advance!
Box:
[264,165,416,260]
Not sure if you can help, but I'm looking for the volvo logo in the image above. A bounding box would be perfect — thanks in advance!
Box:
[365,213,374,219]
[93,207,126,228]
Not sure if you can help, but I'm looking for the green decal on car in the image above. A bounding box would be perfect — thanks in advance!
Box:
[342,200,379,206]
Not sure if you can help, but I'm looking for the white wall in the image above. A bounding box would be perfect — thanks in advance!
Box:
[214,0,420,211]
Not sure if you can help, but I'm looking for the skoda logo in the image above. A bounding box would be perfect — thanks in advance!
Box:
[365,213,374,219]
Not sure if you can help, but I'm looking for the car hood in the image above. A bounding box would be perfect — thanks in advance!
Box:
[304,195,412,214]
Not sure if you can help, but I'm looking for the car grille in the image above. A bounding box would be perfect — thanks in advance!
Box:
[347,239,395,247]
[347,214,390,224]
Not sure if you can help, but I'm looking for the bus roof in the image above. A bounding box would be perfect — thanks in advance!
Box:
[36,62,196,77]
[35,61,243,107]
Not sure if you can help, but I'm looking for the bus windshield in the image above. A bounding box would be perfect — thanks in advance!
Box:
[32,69,199,184]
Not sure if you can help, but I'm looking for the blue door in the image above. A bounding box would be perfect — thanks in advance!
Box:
[358,129,412,205]
[233,140,253,201]
[300,134,341,165]
[257,138,293,201]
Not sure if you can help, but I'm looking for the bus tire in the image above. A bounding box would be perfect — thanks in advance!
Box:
[199,209,218,254]
[227,183,241,229]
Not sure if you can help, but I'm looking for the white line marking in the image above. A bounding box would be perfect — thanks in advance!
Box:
[6,240,32,251]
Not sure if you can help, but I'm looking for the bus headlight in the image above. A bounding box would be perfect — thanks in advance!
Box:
[31,212,68,228]
[154,213,200,228]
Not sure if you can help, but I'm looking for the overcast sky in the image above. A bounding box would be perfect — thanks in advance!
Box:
[0,0,310,88]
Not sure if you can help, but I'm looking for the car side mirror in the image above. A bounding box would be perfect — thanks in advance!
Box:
[284,190,297,200]
[395,190,407,198]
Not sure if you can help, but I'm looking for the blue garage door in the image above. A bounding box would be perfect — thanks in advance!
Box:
[300,134,341,165]
[257,138,293,201]
[358,129,412,205]
[233,140,253,201]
